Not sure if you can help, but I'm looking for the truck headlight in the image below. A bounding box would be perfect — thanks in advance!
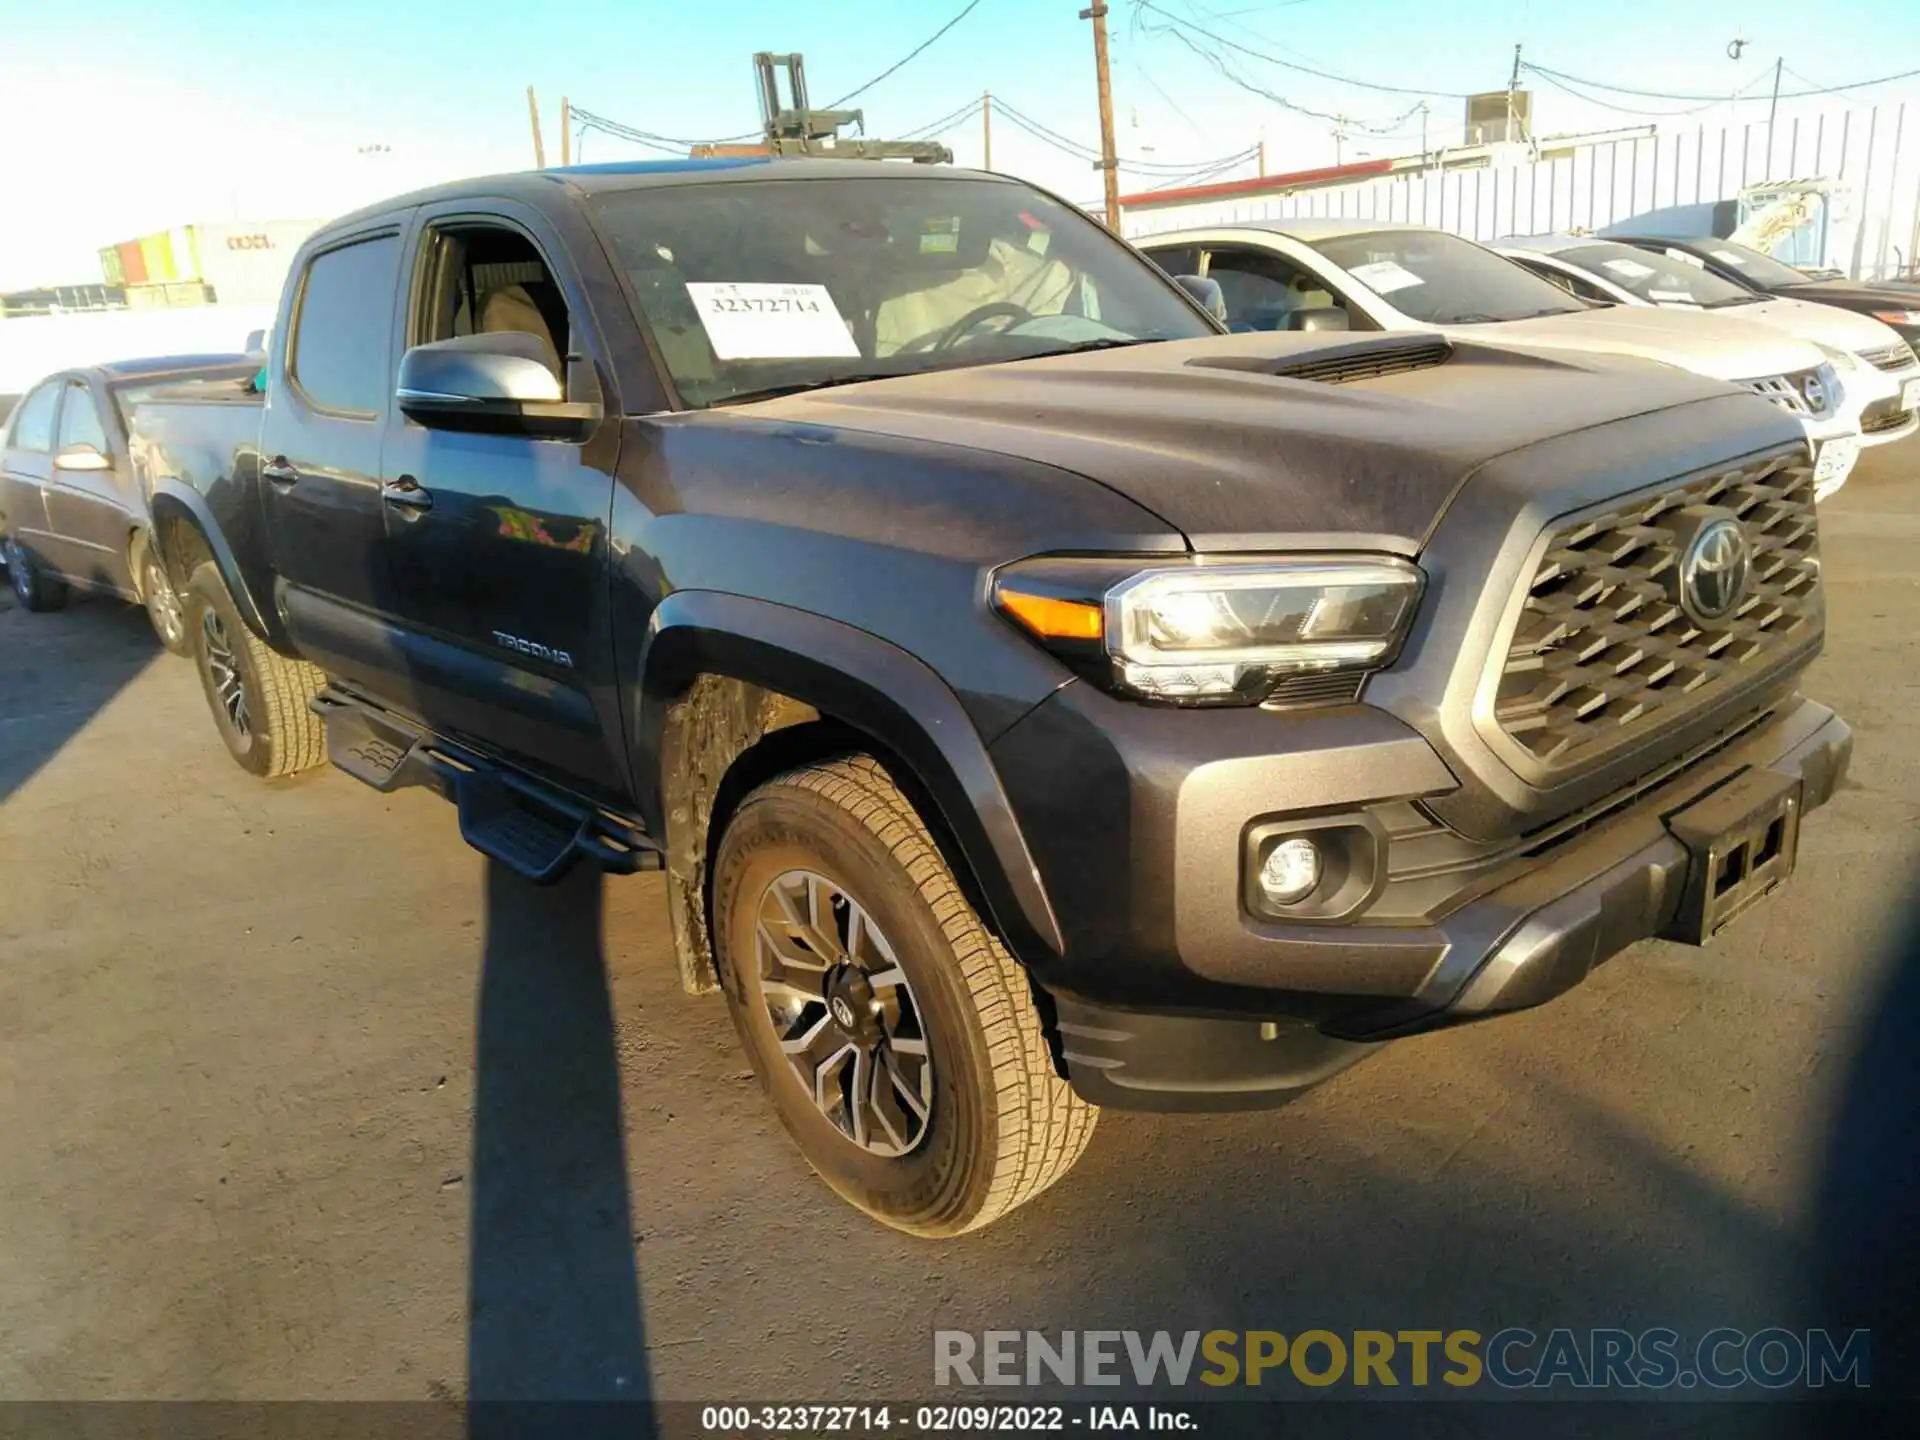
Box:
[994,557,1423,707]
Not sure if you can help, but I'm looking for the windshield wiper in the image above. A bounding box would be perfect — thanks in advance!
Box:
[1704,294,1765,308]
[1008,336,1162,361]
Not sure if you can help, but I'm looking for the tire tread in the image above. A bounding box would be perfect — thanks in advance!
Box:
[767,756,1096,1233]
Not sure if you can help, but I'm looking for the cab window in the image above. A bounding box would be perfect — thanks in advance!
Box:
[7,382,60,453]
[290,235,403,415]
[414,221,576,393]
[1202,246,1358,332]
[56,382,109,455]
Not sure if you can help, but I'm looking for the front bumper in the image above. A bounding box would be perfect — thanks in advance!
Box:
[1005,694,1850,1112]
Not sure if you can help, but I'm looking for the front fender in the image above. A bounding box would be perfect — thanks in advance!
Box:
[147,480,281,645]
[635,589,1065,967]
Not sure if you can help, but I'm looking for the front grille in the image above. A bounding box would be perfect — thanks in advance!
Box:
[1492,453,1820,769]
[1740,368,1828,417]
[1268,339,1452,385]
[1858,341,1918,373]
[1862,400,1916,435]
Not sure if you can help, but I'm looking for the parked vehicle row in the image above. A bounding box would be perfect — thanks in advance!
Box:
[1137,219,1917,502]
[0,354,257,644]
[90,158,1851,1237]
[1498,233,1920,451]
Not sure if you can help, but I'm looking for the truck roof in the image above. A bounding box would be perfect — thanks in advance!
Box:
[318,158,1014,237]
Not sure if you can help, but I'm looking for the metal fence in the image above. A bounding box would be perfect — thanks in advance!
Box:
[1126,101,1920,283]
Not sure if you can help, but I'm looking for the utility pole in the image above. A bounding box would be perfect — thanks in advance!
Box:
[1081,2,1121,229]
[1258,132,1267,177]
[982,90,992,171]
[1418,101,1429,167]
[1333,118,1346,166]
[526,85,547,167]
[1765,57,1783,174]
[1506,43,1523,144]
[560,96,572,166]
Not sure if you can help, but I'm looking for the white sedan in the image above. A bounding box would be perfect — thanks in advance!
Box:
[1496,232,1919,452]
[1137,220,1868,500]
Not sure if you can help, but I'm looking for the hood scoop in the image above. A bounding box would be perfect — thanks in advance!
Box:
[1185,336,1454,386]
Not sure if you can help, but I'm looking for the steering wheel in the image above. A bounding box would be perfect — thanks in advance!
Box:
[933,301,1035,351]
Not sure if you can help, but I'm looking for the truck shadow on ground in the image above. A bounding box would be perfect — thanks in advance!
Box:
[467,861,656,1437]
[0,587,161,805]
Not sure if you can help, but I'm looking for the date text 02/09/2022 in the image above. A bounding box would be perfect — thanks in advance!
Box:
[698,1403,1200,1432]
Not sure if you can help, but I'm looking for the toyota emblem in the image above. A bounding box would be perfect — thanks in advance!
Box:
[1680,517,1752,625]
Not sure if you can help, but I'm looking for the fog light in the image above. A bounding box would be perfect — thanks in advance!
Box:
[1258,837,1322,906]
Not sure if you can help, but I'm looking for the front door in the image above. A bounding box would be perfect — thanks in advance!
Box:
[1,381,60,572]
[373,205,626,800]
[42,379,134,592]
[258,227,408,692]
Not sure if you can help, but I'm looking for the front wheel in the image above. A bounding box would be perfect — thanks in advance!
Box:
[139,549,189,656]
[4,533,68,613]
[183,563,327,778]
[713,756,1096,1237]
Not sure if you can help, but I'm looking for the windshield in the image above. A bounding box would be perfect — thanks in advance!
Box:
[1694,238,1812,288]
[1311,228,1586,325]
[1559,242,1759,307]
[588,175,1216,408]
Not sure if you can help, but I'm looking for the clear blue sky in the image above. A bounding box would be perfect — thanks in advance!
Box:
[0,0,1914,287]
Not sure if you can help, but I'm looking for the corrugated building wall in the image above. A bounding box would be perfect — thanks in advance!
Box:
[1123,100,1920,284]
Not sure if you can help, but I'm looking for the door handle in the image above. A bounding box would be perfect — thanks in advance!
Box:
[261,458,300,486]
[381,476,433,513]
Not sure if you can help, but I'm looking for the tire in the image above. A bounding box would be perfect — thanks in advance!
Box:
[138,547,190,656]
[183,562,327,778]
[4,532,69,613]
[712,756,1096,1237]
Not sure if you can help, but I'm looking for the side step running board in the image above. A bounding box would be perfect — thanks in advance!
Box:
[311,688,663,884]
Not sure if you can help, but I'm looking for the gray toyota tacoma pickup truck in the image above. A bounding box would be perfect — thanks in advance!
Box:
[128,158,1851,1234]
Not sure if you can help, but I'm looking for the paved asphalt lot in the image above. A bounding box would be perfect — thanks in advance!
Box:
[2,443,1918,1428]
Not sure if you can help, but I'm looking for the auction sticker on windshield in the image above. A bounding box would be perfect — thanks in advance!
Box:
[1602,257,1656,279]
[1349,260,1424,295]
[685,282,860,360]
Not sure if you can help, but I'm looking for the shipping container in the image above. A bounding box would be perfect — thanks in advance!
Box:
[117,240,148,287]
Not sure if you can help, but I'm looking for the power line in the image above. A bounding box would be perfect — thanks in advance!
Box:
[1521,59,1920,103]
[1131,0,1476,98]
[1526,66,1775,118]
[1143,16,1426,133]
[991,96,1258,174]
[822,0,988,109]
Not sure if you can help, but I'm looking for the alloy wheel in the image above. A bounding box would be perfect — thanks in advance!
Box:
[5,536,29,603]
[146,558,185,648]
[201,609,251,738]
[754,868,934,1157]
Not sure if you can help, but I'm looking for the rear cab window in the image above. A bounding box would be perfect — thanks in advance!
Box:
[56,382,109,456]
[290,235,404,415]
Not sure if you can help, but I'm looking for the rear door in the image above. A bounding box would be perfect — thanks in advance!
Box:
[372,202,627,800]
[42,379,135,593]
[259,225,408,691]
[1,381,62,571]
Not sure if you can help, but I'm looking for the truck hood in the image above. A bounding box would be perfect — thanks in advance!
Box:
[744,331,1773,552]
[1446,305,1821,383]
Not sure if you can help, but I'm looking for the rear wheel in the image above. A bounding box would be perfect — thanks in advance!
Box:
[183,563,327,778]
[712,756,1096,1236]
[4,533,68,613]
[139,549,189,656]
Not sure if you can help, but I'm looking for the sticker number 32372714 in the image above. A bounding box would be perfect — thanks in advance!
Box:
[684,282,861,360]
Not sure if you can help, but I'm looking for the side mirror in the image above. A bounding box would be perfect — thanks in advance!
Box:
[54,442,112,472]
[397,334,600,440]
[1174,275,1228,324]
[244,329,266,354]
[1287,307,1351,333]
